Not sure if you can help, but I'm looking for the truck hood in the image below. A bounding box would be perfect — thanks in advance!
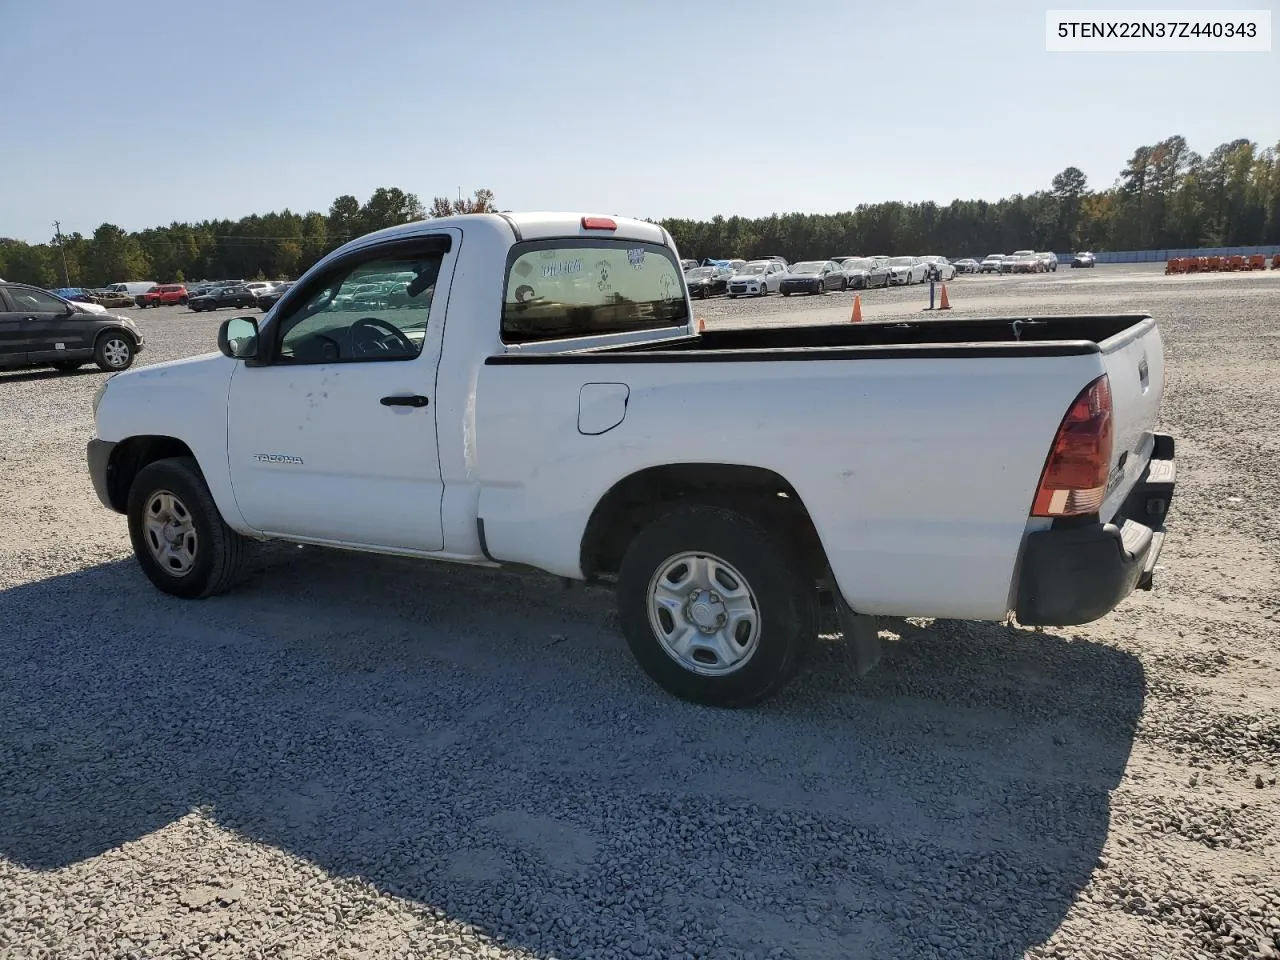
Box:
[94,351,235,444]
[116,350,229,383]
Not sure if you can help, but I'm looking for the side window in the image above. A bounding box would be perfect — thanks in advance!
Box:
[8,287,67,312]
[273,249,444,365]
[502,240,687,344]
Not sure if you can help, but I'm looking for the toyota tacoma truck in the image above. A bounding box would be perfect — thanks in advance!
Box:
[86,212,1176,707]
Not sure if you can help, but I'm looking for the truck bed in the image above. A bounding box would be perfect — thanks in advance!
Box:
[489,314,1151,364]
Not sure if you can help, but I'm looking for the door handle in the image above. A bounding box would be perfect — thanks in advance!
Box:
[380,394,429,408]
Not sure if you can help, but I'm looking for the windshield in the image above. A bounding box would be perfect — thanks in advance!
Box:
[843,259,872,269]
[738,263,767,275]
[887,257,916,267]
[686,268,714,279]
[986,254,1003,260]
[791,262,824,273]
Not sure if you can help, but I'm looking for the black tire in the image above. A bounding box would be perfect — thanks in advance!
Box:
[94,331,136,372]
[127,457,245,600]
[782,291,790,297]
[52,360,84,372]
[617,505,818,707]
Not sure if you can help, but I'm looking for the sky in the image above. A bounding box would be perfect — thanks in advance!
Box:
[2,0,1277,243]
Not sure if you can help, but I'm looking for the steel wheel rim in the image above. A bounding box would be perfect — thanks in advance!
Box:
[143,490,199,577]
[102,338,130,367]
[647,551,761,677]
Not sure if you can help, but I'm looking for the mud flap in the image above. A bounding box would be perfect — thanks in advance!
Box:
[829,577,883,676]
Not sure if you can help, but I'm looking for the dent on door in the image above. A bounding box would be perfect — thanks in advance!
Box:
[578,382,629,435]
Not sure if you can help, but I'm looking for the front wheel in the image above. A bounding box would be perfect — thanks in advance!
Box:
[617,505,817,707]
[94,332,135,371]
[127,457,245,600]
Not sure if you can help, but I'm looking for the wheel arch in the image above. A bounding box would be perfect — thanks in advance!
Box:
[103,435,200,513]
[580,462,830,583]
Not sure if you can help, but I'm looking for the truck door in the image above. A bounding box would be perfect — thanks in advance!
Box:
[226,231,459,552]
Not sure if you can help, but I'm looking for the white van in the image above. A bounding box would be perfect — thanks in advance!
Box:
[106,281,159,297]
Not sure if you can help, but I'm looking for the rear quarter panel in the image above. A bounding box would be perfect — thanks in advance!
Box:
[474,352,1106,620]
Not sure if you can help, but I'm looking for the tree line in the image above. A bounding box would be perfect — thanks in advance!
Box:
[0,188,497,289]
[2,135,1278,288]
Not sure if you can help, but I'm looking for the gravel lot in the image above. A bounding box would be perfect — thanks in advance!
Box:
[1,265,1278,959]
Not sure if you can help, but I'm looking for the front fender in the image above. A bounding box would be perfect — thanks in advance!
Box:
[93,352,247,531]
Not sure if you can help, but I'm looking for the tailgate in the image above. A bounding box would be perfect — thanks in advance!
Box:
[1098,317,1166,522]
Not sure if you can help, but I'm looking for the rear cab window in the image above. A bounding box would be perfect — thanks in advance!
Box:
[501,239,688,345]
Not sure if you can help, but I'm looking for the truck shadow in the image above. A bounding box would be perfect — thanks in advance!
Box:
[0,548,1145,959]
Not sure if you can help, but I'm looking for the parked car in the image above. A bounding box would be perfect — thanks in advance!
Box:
[779,260,846,295]
[1036,252,1059,273]
[919,256,957,281]
[839,257,891,289]
[1,281,143,373]
[84,211,1176,708]
[952,258,981,274]
[90,289,139,309]
[52,287,100,305]
[684,266,731,299]
[187,284,258,312]
[886,256,928,286]
[1072,252,1097,268]
[137,283,190,307]
[1000,251,1038,274]
[702,258,746,273]
[727,260,786,297]
[979,254,1006,274]
[104,281,159,298]
[256,281,295,312]
[49,288,108,313]
[245,282,278,300]
[680,259,699,272]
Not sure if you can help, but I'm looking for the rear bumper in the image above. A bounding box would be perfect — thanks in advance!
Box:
[1015,433,1176,626]
[87,438,119,512]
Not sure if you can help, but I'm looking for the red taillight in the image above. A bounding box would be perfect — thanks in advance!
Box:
[581,216,617,231]
[1031,374,1113,517]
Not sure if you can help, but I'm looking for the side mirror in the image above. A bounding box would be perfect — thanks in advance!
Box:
[218,316,260,360]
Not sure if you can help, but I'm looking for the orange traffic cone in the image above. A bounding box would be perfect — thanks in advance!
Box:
[696,316,706,333]
[850,295,862,323]
[938,284,951,310]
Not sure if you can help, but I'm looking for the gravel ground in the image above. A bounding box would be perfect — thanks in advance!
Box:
[1,264,1278,959]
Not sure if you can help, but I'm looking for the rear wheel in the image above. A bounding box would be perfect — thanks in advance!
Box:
[617,505,817,707]
[94,332,135,371]
[127,457,245,600]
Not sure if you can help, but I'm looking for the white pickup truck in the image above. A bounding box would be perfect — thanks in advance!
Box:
[87,212,1177,707]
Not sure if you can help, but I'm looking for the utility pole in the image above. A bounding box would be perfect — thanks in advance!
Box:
[53,221,71,287]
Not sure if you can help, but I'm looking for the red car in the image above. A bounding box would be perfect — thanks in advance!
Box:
[136,284,189,308]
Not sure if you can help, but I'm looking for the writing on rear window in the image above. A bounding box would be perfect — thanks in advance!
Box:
[502,240,688,344]
[542,259,583,279]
